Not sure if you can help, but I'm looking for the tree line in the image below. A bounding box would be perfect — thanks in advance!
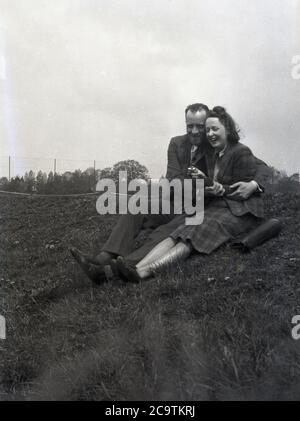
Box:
[0,160,150,194]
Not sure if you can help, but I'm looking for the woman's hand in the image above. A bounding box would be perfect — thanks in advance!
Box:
[205,181,225,197]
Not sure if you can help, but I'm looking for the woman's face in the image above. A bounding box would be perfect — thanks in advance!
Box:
[206,117,228,151]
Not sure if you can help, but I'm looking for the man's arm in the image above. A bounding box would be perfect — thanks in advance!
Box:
[228,156,270,200]
[252,157,271,190]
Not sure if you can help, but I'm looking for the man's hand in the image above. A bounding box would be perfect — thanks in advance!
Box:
[227,181,258,201]
[187,166,207,179]
[205,181,225,197]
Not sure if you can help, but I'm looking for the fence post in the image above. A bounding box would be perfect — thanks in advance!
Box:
[94,160,96,191]
[54,158,57,174]
[0,315,6,340]
[8,156,11,181]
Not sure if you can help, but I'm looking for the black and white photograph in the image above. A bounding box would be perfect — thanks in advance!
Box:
[0,0,300,403]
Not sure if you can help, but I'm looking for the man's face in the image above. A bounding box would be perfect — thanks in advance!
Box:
[186,109,207,146]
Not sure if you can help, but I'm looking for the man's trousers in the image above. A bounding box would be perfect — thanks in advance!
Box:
[101,212,185,265]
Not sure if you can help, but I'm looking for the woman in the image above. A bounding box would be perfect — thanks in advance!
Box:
[114,106,264,282]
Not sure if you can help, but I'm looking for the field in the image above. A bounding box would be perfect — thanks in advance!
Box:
[0,191,300,401]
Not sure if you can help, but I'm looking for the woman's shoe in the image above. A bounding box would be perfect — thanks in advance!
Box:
[116,256,141,283]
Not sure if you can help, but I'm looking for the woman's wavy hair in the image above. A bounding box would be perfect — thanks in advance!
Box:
[206,106,240,144]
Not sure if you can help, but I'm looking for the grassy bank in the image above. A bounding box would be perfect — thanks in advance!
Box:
[0,192,299,400]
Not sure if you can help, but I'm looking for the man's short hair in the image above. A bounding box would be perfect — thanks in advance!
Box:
[185,103,209,116]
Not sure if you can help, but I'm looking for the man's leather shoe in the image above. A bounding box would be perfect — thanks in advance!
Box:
[94,251,115,266]
[69,247,106,284]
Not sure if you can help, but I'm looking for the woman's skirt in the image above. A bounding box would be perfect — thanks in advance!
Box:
[170,200,260,255]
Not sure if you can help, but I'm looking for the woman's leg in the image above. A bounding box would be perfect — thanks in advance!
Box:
[136,237,177,269]
[137,240,193,279]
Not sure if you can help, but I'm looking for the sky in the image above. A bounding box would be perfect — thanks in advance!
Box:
[0,0,299,178]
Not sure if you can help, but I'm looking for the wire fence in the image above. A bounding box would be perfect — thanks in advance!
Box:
[0,155,165,181]
[0,189,100,198]
[0,156,104,180]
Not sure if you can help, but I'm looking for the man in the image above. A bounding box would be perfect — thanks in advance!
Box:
[70,103,270,283]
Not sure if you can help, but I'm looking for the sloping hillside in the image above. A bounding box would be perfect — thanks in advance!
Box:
[0,192,300,400]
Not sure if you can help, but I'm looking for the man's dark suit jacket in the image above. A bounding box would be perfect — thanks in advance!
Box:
[166,134,268,218]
